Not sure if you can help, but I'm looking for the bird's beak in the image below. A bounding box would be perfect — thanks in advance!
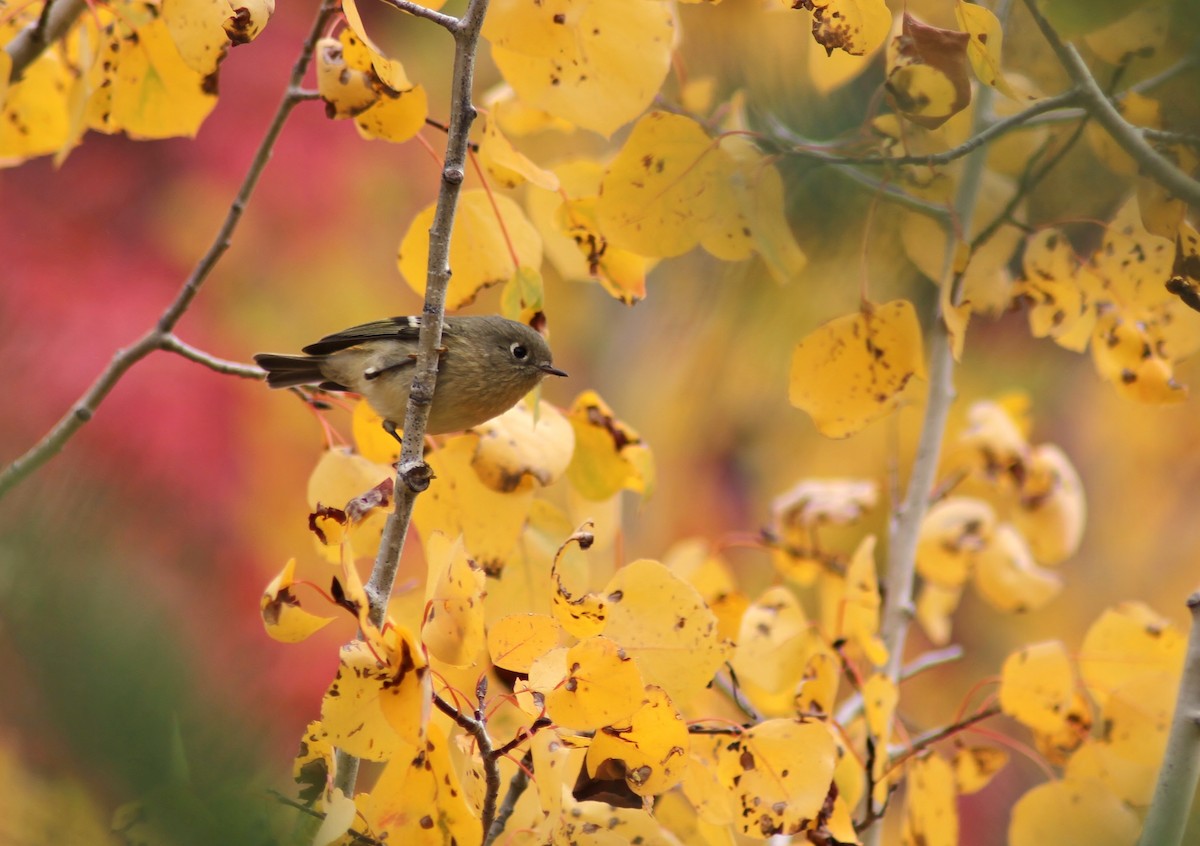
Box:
[540,363,568,377]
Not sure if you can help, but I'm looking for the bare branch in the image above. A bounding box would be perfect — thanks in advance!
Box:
[0,0,340,501]
[375,0,461,31]
[1022,0,1200,207]
[485,751,533,846]
[1139,590,1200,846]
[5,0,86,82]
[160,336,265,379]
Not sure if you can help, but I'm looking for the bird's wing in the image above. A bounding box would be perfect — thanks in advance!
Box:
[301,316,423,355]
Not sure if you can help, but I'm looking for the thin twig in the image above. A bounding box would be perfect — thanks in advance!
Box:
[1021,0,1200,207]
[268,789,383,846]
[0,0,339,501]
[5,0,86,82]
[1138,590,1200,846]
[375,0,460,30]
[781,89,1082,169]
[889,705,1001,770]
[485,751,533,846]
[160,335,265,379]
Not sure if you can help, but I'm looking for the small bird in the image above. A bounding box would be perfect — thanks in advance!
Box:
[254,315,567,437]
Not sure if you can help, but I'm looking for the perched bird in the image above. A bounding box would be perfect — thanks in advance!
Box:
[254,315,567,436]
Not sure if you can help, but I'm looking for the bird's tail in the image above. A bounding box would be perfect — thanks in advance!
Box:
[253,353,326,389]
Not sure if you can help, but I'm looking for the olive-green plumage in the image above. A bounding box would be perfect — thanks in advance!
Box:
[254,315,566,435]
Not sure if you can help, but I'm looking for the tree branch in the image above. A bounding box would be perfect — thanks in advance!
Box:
[1021,0,1200,207]
[0,0,339,501]
[1138,590,1200,846]
[160,335,265,379]
[333,0,492,809]
[5,0,86,82]
[376,0,461,30]
[485,751,533,846]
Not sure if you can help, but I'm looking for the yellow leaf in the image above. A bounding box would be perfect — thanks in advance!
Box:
[365,724,481,845]
[789,299,927,439]
[352,398,400,464]
[954,1,1017,98]
[313,788,356,846]
[715,719,837,838]
[421,533,487,667]
[307,447,392,563]
[972,523,1063,612]
[478,113,560,190]
[1013,444,1085,565]
[107,18,218,139]
[484,0,675,137]
[585,685,690,796]
[796,648,841,718]
[1067,740,1156,806]
[355,84,428,143]
[1091,312,1186,403]
[413,435,534,576]
[951,744,1008,794]
[398,190,543,309]
[0,51,72,159]
[161,0,235,75]
[862,673,898,743]
[885,14,972,130]
[1078,602,1184,703]
[1087,91,1161,176]
[799,0,891,57]
[488,613,563,672]
[601,558,733,707]
[999,641,1074,734]
[261,558,336,643]
[293,720,332,799]
[735,160,809,284]
[565,390,654,500]
[682,747,735,825]
[902,754,958,846]
[1015,228,1095,352]
[321,630,429,760]
[1008,778,1140,846]
[1084,1,1169,66]
[467,399,575,493]
[732,586,817,710]
[1102,671,1174,772]
[224,0,273,43]
[915,581,962,646]
[596,112,726,258]
[916,497,995,587]
[841,535,888,666]
[807,35,879,94]
[545,636,646,730]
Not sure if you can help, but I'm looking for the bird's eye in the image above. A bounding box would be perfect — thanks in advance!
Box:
[510,342,528,360]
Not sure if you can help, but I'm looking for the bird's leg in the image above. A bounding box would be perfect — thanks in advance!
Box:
[382,419,402,445]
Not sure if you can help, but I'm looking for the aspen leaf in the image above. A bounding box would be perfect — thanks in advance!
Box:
[663,538,746,643]
[915,581,962,646]
[321,630,429,760]
[715,719,838,838]
[1034,691,1092,766]
[1067,740,1156,806]
[732,585,815,697]
[485,82,576,136]
[972,523,1063,612]
[916,497,996,587]
[488,613,563,672]
[796,648,840,717]
[1139,152,1195,240]
[261,558,336,643]
[565,390,654,500]
[526,159,650,303]
[682,747,735,825]
[313,788,356,846]
[352,399,400,464]
[399,191,543,309]
[355,84,428,143]
[307,447,392,562]
[1015,228,1095,352]
[1038,0,1153,37]
[1084,1,1169,66]
[885,14,972,130]
[103,18,218,139]
[545,636,646,730]
[1091,311,1186,403]
[484,0,675,137]
[999,641,1074,734]
[1008,778,1139,846]
[807,36,879,94]
[585,685,690,797]
[601,558,732,706]
[468,400,575,493]
[421,534,486,667]
[161,0,235,75]
[902,754,957,846]
[1014,444,1085,565]
[413,435,534,576]
[315,35,378,118]
[225,0,273,43]
[478,114,560,191]
[954,1,1017,99]
[798,0,891,57]
[293,721,333,802]
[862,673,898,742]
[1103,671,1174,771]
[596,112,725,258]
[551,527,608,638]
[365,724,480,845]
[1087,92,1160,176]
[951,745,1008,794]
[1078,602,1184,701]
[789,299,926,439]
[737,161,809,285]
[841,535,888,666]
